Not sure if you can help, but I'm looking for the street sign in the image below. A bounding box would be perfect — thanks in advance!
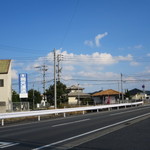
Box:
[19,73,28,98]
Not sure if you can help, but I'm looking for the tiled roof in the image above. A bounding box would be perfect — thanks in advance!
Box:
[92,89,121,96]
[68,92,90,97]
[0,59,11,74]
[128,88,143,95]
[66,85,84,90]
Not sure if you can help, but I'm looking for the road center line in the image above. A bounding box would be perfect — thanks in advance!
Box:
[52,118,90,127]
[33,112,150,150]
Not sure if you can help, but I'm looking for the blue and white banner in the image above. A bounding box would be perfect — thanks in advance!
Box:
[19,73,28,98]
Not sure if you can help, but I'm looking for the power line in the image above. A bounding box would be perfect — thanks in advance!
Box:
[59,0,79,48]
[61,78,150,82]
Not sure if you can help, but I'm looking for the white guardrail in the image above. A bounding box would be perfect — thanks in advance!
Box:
[0,102,143,126]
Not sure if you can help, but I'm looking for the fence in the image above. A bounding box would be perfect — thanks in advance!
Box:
[10,102,30,112]
[0,101,143,126]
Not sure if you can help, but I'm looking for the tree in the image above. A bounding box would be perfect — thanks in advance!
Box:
[12,90,20,102]
[28,89,42,109]
[45,81,67,106]
[124,89,131,99]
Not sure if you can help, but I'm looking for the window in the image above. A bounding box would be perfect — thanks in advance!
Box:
[0,79,4,87]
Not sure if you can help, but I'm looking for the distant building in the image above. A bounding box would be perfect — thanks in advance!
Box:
[92,89,121,104]
[128,88,145,100]
[0,59,12,112]
[66,85,90,105]
[128,88,150,102]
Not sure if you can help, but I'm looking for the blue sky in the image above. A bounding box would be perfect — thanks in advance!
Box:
[0,0,150,93]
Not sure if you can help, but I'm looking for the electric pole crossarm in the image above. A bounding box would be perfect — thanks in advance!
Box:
[56,54,63,82]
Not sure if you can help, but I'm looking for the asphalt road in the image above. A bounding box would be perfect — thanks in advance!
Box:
[0,104,150,150]
[70,117,150,150]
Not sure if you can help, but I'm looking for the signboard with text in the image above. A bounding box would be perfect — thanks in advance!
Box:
[19,73,28,98]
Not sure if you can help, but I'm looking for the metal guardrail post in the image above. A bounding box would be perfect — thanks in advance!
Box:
[38,116,41,121]
[83,110,85,114]
[2,119,4,126]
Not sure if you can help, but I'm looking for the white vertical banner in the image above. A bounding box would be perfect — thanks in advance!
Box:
[19,73,28,98]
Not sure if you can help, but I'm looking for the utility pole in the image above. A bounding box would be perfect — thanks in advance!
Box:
[78,84,80,106]
[56,54,63,82]
[121,73,124,102]
[33,83,35,110]
[118,81,120,102]
[54,49,57,109]
[42,64,48,102]
[35,64,48,102]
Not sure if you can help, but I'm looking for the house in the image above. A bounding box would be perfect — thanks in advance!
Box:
[0,59,12,112]
[128,88,150,102]
[92,89,121,104]
[145,91,150,99]
[66,85,90,105]
[128,88,145,100]
[145,91,150,103]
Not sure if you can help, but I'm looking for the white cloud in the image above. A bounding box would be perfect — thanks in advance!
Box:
[130,61,140,66]
[147,53,150,57]
[116,54,133,61]
[134,44,143,49]
[144,66,150,73]
[84,40,94,47]
[95,32,108,47]
[32,50,133,71]
[21,49,136,92]
[119,44,143,51]
[11,69,18,79]
[84,32,108,47]
[63,65,74,71]
[77,71,119,79]
[55,50,133,81]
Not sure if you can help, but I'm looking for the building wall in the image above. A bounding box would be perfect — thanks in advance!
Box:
[93,97,103,104]
[93,96,117,104]
[68,97,78,105]
[0,63,12,111]
[131,93,146,100]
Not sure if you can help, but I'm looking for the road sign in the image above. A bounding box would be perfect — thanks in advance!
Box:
[19,73,28,98]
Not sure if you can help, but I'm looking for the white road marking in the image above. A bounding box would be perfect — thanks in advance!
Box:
[110,106,150,116]
[52,118,90,127]
[0,142,19,148]
[33,112,150,150]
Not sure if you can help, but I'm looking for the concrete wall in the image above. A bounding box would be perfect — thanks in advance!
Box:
[0,101,6,113]
[0,62,12,112]
[68,97,78,105]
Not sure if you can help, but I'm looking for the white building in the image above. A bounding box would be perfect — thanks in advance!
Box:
[66,85,90,105]
[0,59,12,112]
